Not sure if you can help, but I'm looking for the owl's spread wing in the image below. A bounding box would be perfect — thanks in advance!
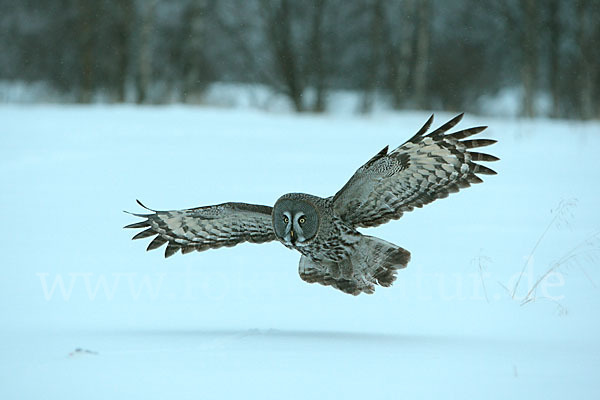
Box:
[125,200,275,258]
[332,114,498,228]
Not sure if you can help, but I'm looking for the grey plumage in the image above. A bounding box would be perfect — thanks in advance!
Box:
[125,200,274,256]
[126,114,497,295]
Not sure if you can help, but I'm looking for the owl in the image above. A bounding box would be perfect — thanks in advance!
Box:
[125,114,497,295]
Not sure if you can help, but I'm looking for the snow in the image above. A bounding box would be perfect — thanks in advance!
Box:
[0,104,599,399]
[0,80,558,118]
[0,80,74,104]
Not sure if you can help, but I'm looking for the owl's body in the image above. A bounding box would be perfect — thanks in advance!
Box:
[270,193,409,294]
[126,114,497,295]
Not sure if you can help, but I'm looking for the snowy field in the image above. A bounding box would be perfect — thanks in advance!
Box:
[1,105,599,399]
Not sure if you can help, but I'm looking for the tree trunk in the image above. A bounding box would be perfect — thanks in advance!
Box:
[115,0,134,102]
[547,0,561,118]
[521,0,537,118]
[182,0,209,103]
[575,0,595,120]
[413,0,430,109]
[136,0,157,104]
[391,0,416,109]
[262,0,304,112]
[77,0,95,103]
[309,0,327,112]
[361,0,385,113]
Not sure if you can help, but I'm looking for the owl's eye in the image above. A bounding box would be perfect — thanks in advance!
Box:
[283,216,289,224]
[298,216,306,225]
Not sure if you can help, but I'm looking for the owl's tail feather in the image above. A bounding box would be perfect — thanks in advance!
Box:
[358,235,411,288]
[298,235,410,295]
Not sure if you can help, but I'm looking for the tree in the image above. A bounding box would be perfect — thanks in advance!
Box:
[113,0,134,102]
[134,0,157,104]
[413,0,431,109]
[75,0,97,103]
[575,0,599,119]
[307,0,328,112]
[260,0,305,111]
[546,0,562,118]
[389,0,416,110]
[0,0,598,119]
[520,0,538,118]
[360,0,385,113]
[181,0,214,103]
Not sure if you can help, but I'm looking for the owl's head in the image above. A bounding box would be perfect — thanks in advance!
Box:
[272,194,319,246]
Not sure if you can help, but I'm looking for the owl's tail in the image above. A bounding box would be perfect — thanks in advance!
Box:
[299,235,410,295]
[355,235,411,288]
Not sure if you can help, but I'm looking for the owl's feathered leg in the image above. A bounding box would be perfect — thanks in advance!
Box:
[299,256,368,295]
[298,235,410,295]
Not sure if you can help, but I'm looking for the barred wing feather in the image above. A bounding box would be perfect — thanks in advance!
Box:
[125,200,275,258]
[332,114,498,228]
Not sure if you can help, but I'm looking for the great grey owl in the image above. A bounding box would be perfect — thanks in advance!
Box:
[125,114,497,295]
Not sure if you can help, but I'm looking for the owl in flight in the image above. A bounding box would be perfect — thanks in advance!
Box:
[126,114,497,295]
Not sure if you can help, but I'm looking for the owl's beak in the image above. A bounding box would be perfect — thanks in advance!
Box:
[289,228,296,245]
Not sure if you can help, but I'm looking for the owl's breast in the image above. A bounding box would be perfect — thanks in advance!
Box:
[295,220,361,263]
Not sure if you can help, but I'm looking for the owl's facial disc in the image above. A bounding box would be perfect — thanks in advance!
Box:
[273,197,319,247]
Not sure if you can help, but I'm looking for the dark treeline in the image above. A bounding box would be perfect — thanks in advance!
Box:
[0,0,598,118]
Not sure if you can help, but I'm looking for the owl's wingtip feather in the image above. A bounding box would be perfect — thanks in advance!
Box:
[136,199,158,212]
[124,221,150,229]
[164,244,181,258]
[133,228,156,240]
[411,114,435,140]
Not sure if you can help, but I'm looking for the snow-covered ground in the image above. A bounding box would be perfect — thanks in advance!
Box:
[0,80,558,118]
[1,104,599,399]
